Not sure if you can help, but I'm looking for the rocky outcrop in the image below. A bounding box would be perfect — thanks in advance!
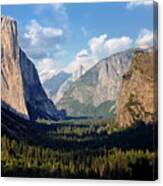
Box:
[57,50,134,116]
[1,16,28,117]
[116,50,157,127]
[1,16,66,120]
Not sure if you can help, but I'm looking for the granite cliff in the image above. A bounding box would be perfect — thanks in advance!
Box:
[1,16,66,120]
[116,50,157,127]
[1,16,28,117]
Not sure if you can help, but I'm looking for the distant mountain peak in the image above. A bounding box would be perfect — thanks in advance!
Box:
[72,64,86,81]
[43,71,71,98]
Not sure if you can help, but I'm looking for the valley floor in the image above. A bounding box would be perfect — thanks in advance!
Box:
[1,107,158,180]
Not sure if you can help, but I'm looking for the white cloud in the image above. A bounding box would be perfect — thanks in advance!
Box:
[20,19,64,77]
[104,36,133,54]
[65,49,96,75]
[24,19,63,48]
[36,58,60,82]
[65,34,133,75]
[126,0,153,9]
[89,34,108,58]
[76,49,89,57]
[89,34,133,59]
[135,29,153,49]
[20,4,70,82]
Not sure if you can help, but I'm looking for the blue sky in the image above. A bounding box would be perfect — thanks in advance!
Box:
[2,1,154,81]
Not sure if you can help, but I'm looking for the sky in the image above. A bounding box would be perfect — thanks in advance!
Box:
[2,1,154,82]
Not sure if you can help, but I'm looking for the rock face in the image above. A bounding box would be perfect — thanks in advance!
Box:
[71,64,86,81]
[43,71,71,98]
[43,65,86,104]
[57,50,134,116]
[1,16,66,120]
[116,50,157,127]
[1,16,28,117]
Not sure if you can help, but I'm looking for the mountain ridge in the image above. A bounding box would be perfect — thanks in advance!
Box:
[56,49,135,117]
[43,71,71,98]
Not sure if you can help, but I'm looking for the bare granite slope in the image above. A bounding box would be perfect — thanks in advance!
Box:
[116,50,157,127]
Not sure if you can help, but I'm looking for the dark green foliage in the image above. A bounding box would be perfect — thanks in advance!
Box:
[1,106,158,180]
[1,135,157,180]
